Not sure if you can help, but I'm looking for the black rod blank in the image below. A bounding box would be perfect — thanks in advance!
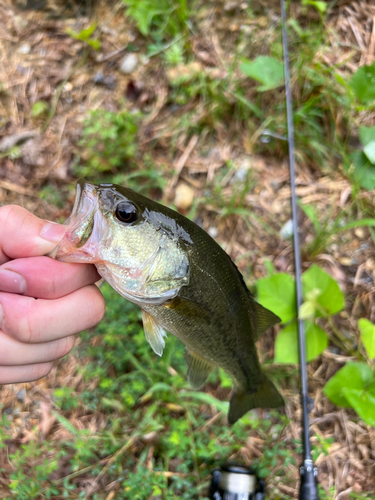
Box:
[279,1,319,498]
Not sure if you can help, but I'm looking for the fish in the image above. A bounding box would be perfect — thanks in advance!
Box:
[52,180,284,424]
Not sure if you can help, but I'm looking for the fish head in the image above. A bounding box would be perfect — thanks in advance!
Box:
[53,180,190,305]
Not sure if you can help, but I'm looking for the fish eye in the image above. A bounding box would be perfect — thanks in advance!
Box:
[115,201,139,224]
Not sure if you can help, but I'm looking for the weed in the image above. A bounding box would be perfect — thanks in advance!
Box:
[257,264,375,427]
[257,264,345,363]
[123,0,192,40]
[75,108,140,179]
[66,23,101,51]
[323,321,375,427]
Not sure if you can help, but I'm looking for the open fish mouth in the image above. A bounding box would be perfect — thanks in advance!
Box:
[49,180,99,262]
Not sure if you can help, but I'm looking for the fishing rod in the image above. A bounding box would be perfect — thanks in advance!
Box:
[280,0,319,496]
[209,1,319,498]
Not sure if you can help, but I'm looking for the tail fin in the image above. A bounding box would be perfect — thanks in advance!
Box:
[228,374,284,425]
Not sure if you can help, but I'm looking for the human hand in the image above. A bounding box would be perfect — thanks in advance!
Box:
[0,205,105,384]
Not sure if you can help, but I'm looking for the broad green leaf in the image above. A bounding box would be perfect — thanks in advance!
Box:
[363,141,375,164]
[358,318,375,358]
[274,320,328,364]
[240,56,284,92]
[256,273,297,323]
[348,63,375,104]
[359,126,375,147]
[349,150,375,191]
[342,388,375,427]
[323,362,373,408]
[302,264,344,317]
[299,300,316,319]
[366,380,375,397]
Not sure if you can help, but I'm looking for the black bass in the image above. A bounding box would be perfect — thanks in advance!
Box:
[53,180,284,424]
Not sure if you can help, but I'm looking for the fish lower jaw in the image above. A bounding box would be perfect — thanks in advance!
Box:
[54,243,97,263]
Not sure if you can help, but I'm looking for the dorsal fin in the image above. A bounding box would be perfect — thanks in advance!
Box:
[254,302,281,338]
[184,348,215,389]
[228,258,280,337]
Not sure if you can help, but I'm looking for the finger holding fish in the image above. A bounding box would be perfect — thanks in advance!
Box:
[0,286,105,344]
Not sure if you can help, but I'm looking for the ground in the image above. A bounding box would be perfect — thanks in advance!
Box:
[0,0,375,499]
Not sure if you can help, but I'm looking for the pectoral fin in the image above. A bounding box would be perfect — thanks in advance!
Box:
[254,302,281,337]
[142,310,168,356]
[184,349,214,389]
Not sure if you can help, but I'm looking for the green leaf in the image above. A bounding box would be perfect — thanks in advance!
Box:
[299,300,316,319]
[31,101,49,118]
[366,380,375,397]
[323,362,373,407]
[180,391,229,412]
[126,1,164,36]
[359,126,375,147]
[363,141,375,164]
[358,318,375,358]
[299,203,320,232]
[274,320,328,364]
[86,39,101,51]
[302,0,327,13]
[256,273,297,324]
[342,388,375,427]
[76,23,97,40]
[349,150,375,191]
[359,126,375,164]
[240,56,284,92]
[349,62,375,104]
[52,411,79,436]
[302,264,344,317]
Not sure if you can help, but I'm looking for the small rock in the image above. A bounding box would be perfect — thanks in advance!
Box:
[93,72,116,89]
[64,82,73,92]
[232,168,247,183]
[354,227,365,239]
[93,71,104,84]
[119,53,138,74]
[208,227,218,239]
[18,43,31,55]
[17,389,26,402]
[224,0,240,11]
[174,183,195,211]
[339,257,354,266]
[279,219,294,239]
[257,16,269,28]
[103,74,117,90]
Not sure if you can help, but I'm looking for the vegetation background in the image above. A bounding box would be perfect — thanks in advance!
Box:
[0,0,375,498]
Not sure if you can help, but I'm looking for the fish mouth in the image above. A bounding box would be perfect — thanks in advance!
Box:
[50,180,99,263]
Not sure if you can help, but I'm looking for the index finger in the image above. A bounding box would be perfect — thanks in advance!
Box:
[0,205,67,264]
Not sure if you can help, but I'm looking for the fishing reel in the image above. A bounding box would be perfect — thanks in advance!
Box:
[209,463,266,500]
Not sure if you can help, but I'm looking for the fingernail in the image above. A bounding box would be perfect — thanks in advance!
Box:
[0,269,27,294]
[40,222,67,243]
